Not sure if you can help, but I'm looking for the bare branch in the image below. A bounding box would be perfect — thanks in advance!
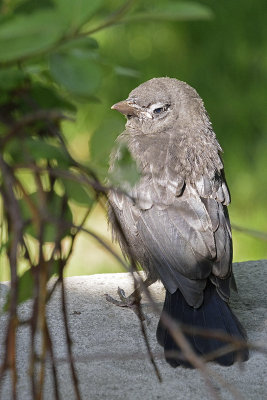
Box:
[0,110,72,148]
[232,223,267,241]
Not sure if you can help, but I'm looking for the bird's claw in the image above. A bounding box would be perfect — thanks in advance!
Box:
[105,287,136,308]
[105,287,146,321]
[117,286,134,304]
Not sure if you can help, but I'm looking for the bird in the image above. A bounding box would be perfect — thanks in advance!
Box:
[107,77,249,367]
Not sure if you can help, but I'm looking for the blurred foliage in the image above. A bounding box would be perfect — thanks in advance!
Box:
[0,0,216,285]
[0,0,266,288]
[86,0,267,263]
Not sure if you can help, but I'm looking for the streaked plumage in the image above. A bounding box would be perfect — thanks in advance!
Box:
[108,77,248,366]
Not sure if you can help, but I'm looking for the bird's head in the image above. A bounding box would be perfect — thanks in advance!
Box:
[111,77,210,136]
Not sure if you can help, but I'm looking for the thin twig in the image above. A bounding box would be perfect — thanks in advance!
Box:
[77,0,136,37]
[0,154,25,400]
[59,254,81,400]
[232,224,267,241]
[45,323,60,400]
[136,297,162,382]
[0,110,72,148]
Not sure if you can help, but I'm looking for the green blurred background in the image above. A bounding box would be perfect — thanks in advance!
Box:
[1,0,266,281]
[68,0,267,277]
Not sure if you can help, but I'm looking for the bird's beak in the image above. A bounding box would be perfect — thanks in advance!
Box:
[111,100,139,117]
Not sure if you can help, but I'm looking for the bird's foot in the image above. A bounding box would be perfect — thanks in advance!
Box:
[105,287,136,307]
[105,287,145,321]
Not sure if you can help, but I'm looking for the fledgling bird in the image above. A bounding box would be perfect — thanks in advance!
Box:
[107,77,248,367]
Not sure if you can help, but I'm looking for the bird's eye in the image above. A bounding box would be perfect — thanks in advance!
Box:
[153,104,170,115]
[126,114,132,120]
[153,107,163,114]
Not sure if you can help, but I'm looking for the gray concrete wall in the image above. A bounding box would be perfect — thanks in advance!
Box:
[0,260,266,400]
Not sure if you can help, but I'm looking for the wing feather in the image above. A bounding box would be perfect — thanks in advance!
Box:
[109,160,232,306]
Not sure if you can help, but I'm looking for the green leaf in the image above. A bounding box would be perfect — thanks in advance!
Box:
[6,137,71,167]
[55,0,104,31]
[0,10,67,63]
[4,140,22,162]
[0,92,10,107]
[109,144,140,187]
[90,117,124,173]
[0,241,8,256]
[19,191,73,242]
[24,138,72,167]
[14,0,54,14]
[50,52,102,97]
[0,67,25,90]
[31,84,76,111]
[56,37,98,54]
[17,269,34,304]
[49,261,60,277]
[4,269,34,311]
[124,1,213,22]
[61,177,95,207]
[114,65,141,78]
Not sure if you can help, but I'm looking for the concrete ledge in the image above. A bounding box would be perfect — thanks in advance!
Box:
[0,260,267,399]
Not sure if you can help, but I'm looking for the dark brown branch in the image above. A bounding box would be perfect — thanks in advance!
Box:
[136,294,162,382]
[45,323,60,400]
[76,0,136,37]
[0,154,25,400]
[59,268,81,400]
[0,110,72,148]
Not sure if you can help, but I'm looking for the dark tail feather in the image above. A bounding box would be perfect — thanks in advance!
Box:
[156,282,249,368]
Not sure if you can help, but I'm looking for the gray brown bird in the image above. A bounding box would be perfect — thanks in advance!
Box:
[107,77,248,367]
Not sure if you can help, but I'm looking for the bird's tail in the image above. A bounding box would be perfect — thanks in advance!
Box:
[156,282,249,367]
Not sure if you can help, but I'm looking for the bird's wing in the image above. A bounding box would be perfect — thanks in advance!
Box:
[194,172,233,280]
[109,162,232,306]
[136,174,232,306]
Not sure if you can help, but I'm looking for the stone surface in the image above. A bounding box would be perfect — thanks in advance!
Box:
[0,260,267,400]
